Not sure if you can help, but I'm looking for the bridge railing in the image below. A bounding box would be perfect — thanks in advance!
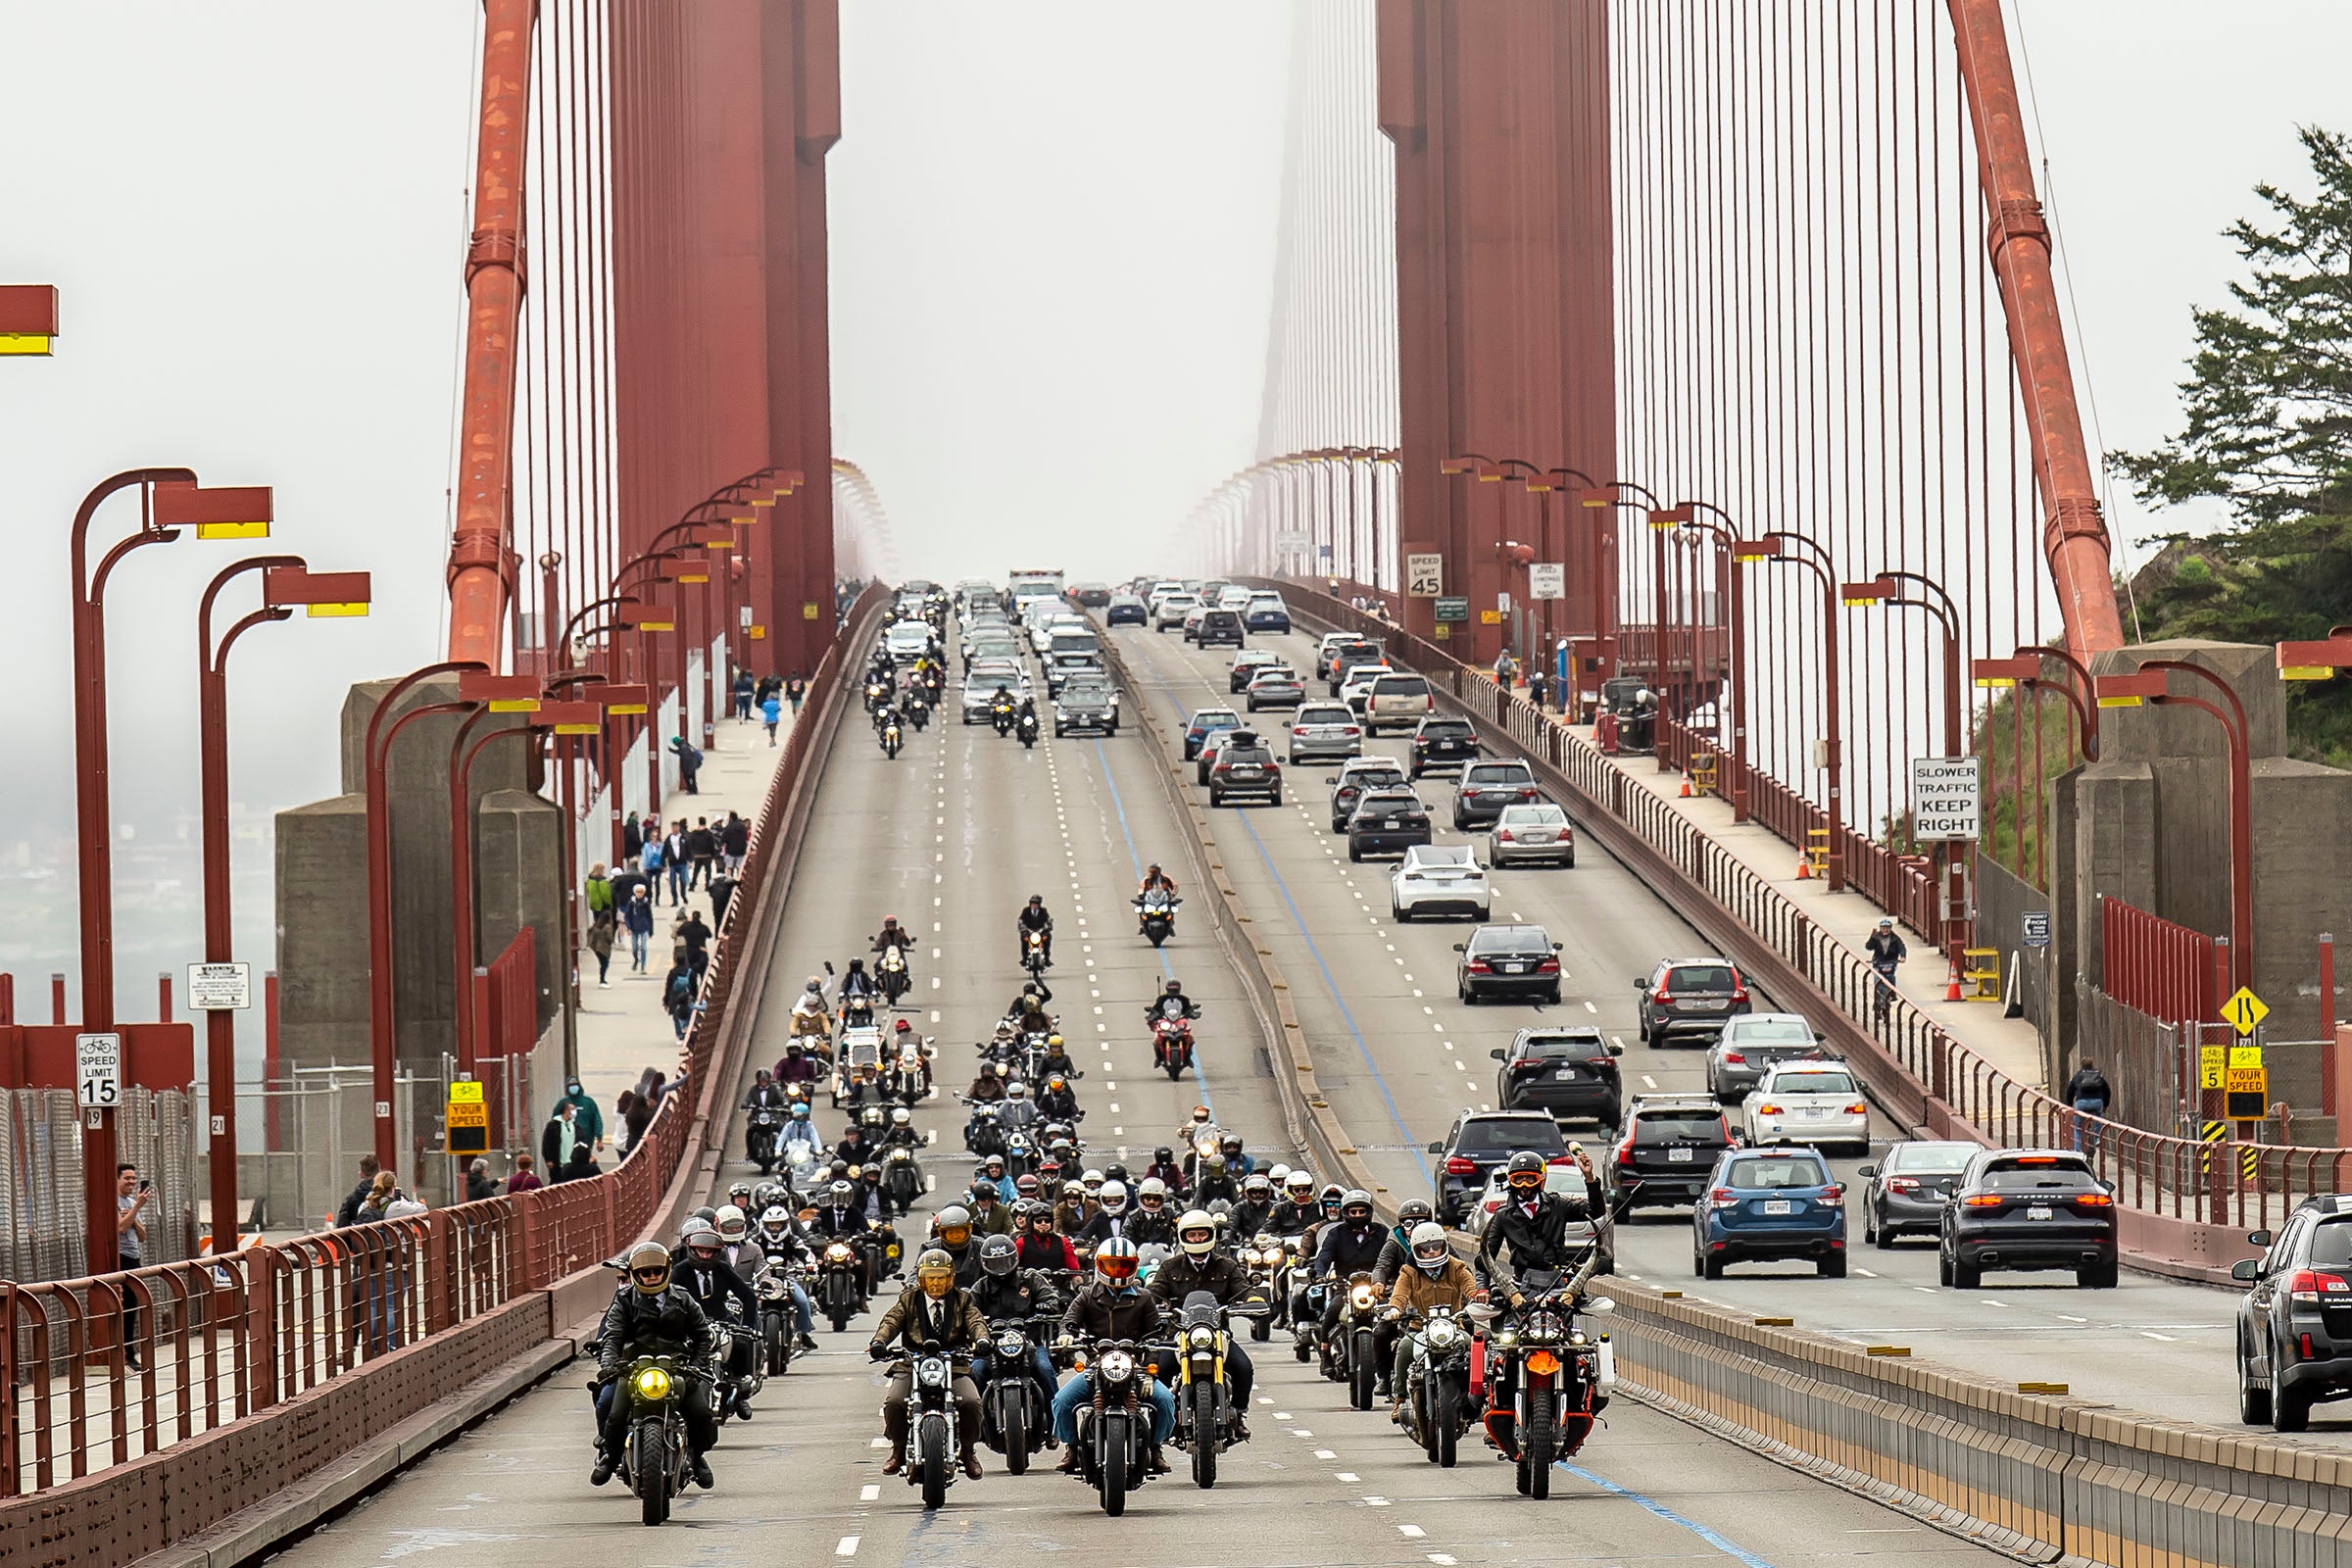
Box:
[1,581,888,1521]
[1248,576,2344,1243]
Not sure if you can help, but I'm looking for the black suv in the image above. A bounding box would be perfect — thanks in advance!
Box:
[2236,1197,2352,1431]
[1493,1027,1624,1127]
[1936,1148,2118,1291]
[1608,1095,1739,1216]
[1206,732,1281,807]
[1408,715,1480,779]
[1194,609,1245,649]
[1328,760,1406,832]
[1428,1109,1567,1227]
[1635,957,1753,1045]
[1346,788,1430,860]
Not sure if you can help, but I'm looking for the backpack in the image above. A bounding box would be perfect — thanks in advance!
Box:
[666,969,695,1008]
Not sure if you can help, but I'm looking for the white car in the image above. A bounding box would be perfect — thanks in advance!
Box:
[1286,702,1362,763]
[1391,843,1492,921]
[1740,1062,1871,1155]
[1217,586,1252,610]
[883,620,933,662]
[1152,593,1200,631]
[1488,803,1576,867]
[1338,662,1396,713]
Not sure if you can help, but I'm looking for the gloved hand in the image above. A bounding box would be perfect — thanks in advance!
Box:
[867,1342,891,1362]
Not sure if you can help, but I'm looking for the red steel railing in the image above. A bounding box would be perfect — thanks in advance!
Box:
[2099,893,2216,1028]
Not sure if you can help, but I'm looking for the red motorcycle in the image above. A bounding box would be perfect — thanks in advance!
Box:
[1470,1259,1613,1498]
[1151,1014,1196,1080]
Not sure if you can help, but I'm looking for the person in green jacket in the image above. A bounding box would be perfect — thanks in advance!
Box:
[562,1079,605,1149]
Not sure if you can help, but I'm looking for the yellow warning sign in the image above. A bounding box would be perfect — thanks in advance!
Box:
[447,1079,488,1155]
[2222,986,2269,1036]
[2198,1045,2226,1090]
[2229,1043,2264,1070]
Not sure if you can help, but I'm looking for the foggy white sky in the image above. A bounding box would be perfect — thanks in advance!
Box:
[0,1,2344,1005]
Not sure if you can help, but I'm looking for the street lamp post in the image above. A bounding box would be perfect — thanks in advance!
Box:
[196,560,369,1250]
[1672,505,1746,819]
[1844,570,1966,966]
[1736,532,1847,891]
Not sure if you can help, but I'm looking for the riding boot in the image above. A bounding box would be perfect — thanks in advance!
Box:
[959,1435,985,1479]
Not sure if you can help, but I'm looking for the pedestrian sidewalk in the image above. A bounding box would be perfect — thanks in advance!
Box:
[571,703,799,1140]
[1568,721,2049,1093]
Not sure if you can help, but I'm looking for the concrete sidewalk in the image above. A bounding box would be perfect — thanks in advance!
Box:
[1566,718,2049,1093]
[568,704,798,1145]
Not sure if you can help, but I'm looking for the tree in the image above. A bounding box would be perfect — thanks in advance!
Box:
[2110,125,2352,766]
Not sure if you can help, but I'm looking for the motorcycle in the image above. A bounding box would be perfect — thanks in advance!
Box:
[781,1138,822,1196]
[991,698,1017,736]
[712,1316,760,1420]
[1001,1130,1037,1182]
[1021,928,1051,979]
[978,1316,1054,1475]
[881,717,904,759]
[905,696,930,732]
[877,944,911,1005]
[1479,1264,1614,1498]
[1015,710,1040,749]
[1135,891,1181,948]
[900,1347,971,1510]
[612,1352,696,1526]
[962,1100,1004,1156]
[881,1146,922,1218]
[746,1105,782,1174]
[1065,1336,1160,1517]
[1151,1014,1196,1081]
[834,1024,885,1109]
[888,1044,927,1104]
[816,1240,866,1332]
[1398,1302,1482,1466]
[1238,1233,1291,1343]
[1169,1289,1264,1489]
[1326,1271,1384,1409]
[755,1262,800,1378]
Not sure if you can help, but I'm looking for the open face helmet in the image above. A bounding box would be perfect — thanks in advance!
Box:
[1396,1199,1434,1230]
[1340,1189,1374,1227]
[1178,1208,1217,1258]
[628,1241,672,1296]
[1410,1221,1451,1276]
[934,1204,972,1249]
[916,1248,956,1299]
[891,1106,911,1127]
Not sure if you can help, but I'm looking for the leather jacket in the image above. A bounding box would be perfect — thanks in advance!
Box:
[1148,1249,1251,1305]
[596,1283,716,1380]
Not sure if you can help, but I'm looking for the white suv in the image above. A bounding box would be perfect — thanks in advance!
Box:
[1152,593,1200,631]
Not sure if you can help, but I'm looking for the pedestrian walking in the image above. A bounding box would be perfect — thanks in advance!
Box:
[785,672,807,715]
[116,1163,151,1368]
[541,1098,579,1173]
[663,957,699,1042]
[665,821,690,906]
[465,1158,497,1202]
[585,862,616,986]
[668,734,702,794]
[623,883,655,971]
[2064,1057,2112,1154]
[732,668,756,721]
[621,1088,654,1153]
[688,816,716,891]
[638,833,664,904]
[709,870,737,930]
[760,690,782,745]
[562,1076,605,1148]
[334,1153,382,1228]
[586,913,615,988]
[621,811,644,861]
[679,907,712,984]
[506,1154,543,1195]
[721,812,749,874]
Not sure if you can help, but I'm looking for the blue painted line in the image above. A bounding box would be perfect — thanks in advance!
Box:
[1118,634,1426,1180]
[1558,1460,1784,1568]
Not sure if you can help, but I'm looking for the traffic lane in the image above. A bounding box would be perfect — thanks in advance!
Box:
[1124,627,2272,1431]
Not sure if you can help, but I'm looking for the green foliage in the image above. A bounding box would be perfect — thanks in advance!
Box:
[1964,691,2079,889]
[2108,126,2352,768]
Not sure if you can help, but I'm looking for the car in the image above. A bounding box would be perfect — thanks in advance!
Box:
[1492,1026,1624,1127]
[1312,630,1356,671]
[1608,1094,1740,1216]
[1194,725,1245,784]
[1427,1109,1567,1227]
[1104,593,1148,626]
[1345,788,1431,861]
[1407,716,1480,779]
[1146,580,1186,610]
[1217,586,1253,611]
[1197,608,1246,647]
[1183,708,1242,760]
[1325,639,1387,689]
[1207,732,1281,807]
[1452,759,1543,830]
[1364,672,1436,732]
[2234,1196,2352,1430]
[1067,581,1111,609]
[1044,655,1103,699]
[1198,579,1232,609]
[1635,956,1754,1045]
[1705,1012,1833,1102]
[883,621,935,661]
[1327,759,1406,830]
[1464,1159,1615,1272]
[1857,1140,1978,1248]
[1054,675,1119,736]
[1739,1061,1870,1156]
[1938,1148,2118,1290]
[1286,703,1362,764]
[1244,593,1292,633]
[1244,666,1305,710]
[1227,649,1281,693]
[1391,844,1492,921]
[1152,593,1200,631]
[1337,663,1395,713]
[960,669,1027,723]
[1488,803,1576,867]
[1453,923,1563,1004]
[1693,1148,1848,1279]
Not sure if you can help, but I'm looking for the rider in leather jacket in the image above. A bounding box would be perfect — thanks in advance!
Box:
[592,1242,720,1490]
[1475,1150,1603,1294]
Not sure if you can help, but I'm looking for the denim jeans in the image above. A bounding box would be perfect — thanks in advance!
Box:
[2073,1097,2107,1153]
[1051,1370,1173,1446]
[786,1282,813,1337]
[629,929,649,970]
[666,862,687,904]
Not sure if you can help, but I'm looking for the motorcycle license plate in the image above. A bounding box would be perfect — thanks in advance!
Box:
[1762,1200,1792,1216]
[1667,1148,1694,1162]
[2029,1204,2053,1220]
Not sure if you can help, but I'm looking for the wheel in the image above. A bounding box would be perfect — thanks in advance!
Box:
[830,1307,854,1333]
[1349,1334,1377,1410]
[1702,1251,1724,1280]
[1251,1314,1270,1343]
[918,1423,949,1509]
[1477,907,1492,922]
[1348,845,1362,862]
[1545,988,1561,1004]
[633,1426,671,1527]
[1936,1250,1953,1287]
[2079,1261,2119,1289]
[1164,1058,1184,1081]
[1565,853,1576,868]
[2277,1386,2312,1433]
[1192,1383,1219,1488]
[1868,1206,1888,1249]
[1951,1260,1982,1291]
[1819,1252,1847,1278]
[1691,1245,1706,1279]
[2238,1339,2274,1426]
[1003,1403,1031,1475]
[1393,905,1406,922]
[1433,1382,1460,1468]
[1100,1414,1131,1516]
[1270,789,1283,806]
[1293,1336,1311,1362]
[1524,1388,1554,1497]
[1209,789,1223,807]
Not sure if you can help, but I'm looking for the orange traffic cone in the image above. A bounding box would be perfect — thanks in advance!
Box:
[1679,778,1693,799]
[1945,965,1964,1003]
[1794,858,1812,881]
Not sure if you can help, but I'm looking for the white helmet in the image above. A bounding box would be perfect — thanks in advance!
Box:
[758,1204,792,1242]
[1006,1080,1029,1100]
[1410,1221,1451,1276]
[1137,1176,1168,1200]
[1283,1170,1315,1200]
[891,1106,911,1126]
[1266,1163,1292,1186]
[1098,1180,1129,1215]
[1081,1168,1104,1192]
[714,1203,748,1244]
[1178,1208,1217,1257]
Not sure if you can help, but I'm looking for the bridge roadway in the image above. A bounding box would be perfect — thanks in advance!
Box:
[1110,622,2272,1436]
[267,614,2017,1566]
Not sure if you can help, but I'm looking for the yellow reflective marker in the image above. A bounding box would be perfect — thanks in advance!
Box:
[0,333,54,356]
[304,602,370,617]
[194,520,271,540]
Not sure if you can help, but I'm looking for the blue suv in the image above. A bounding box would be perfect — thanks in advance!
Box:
[1692,1148,1847,1280]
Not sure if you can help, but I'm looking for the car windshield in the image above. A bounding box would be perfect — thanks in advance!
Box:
[1669,964,1736,991]
[1766,1070,1856,1096]
[1452,1119,1565,1153]
[1634,1108,1726,1144]
[1886,1143,1977,1174]
[1728,1018,1814,1045]
[1464,763,1532,785]
[1980,1160,2098,1192]
[1725,1155,1831,1190]
[1517,1034,1607,1062]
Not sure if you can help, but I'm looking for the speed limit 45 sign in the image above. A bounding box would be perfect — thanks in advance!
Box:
[1405,553,1444,598]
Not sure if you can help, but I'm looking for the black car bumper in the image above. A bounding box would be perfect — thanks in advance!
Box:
[1949,1229,2115,1271]
[1874,1193,1950,1236]
[1504,1085,1621,1124]
[1463,971,1561,1001]
[1411,748,1479,775]
[1615,1174,1710,1210]
[1349,829,1431,857]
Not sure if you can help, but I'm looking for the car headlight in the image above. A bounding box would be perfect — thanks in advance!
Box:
[633,1365,672,1400]
[1100,1349,1134,1383]
[1190,1326,1216,1348]
[1427,1319,1459,1348]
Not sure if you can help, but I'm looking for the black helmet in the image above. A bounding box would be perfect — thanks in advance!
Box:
[1505,1150,1547,1192]
[1397,1199,1434,1228]
[1154,1145,1175,1165]
[978,1233,1019,1276]
[1103,1162,1130,1185]
[1164,979,1183,995]
[1028,894,1043,906]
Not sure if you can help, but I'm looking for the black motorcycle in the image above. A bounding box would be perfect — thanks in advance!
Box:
[1169,1289,1263,1489]
[991,698,1016,736]
[1016,710,1040,748]
[885,1346,971,1511]
[746,1106,782,1174]
[1065,1336,1162,1517]
[1397,1302,1483,1467]
[613,1353,695,1526]
[1135,891,1181,948]
[816,1240,866,1332]
[881,1146,922,1217]
[880,717,904,760]
[1322,1270,1384,1409]
[978,1315,1054,1474]
[755,1262,800,1378]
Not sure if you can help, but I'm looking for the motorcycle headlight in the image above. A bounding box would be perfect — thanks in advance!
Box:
[1427,1319,1460,1348]
[633,1366,672,1400]
[1189,1326,1216,1348]
[916,1358,949,1389]
[997,1330,1026,1357]
[1350,1286,1377,1310]
[1494,1329,1519,1346]
[826,1245,854,1262]
[1100,1349,1134,1383]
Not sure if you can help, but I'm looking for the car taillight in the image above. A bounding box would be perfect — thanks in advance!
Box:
[1653,990,1673,1006]
[1885,1176,1919,1193]
[1961,1194,2003,1207]
[1536,957,1560,973]
[1445,1156,1478,1176]
[2289,1271,2352,1302]
[1342,725,1360,736]
[1213,762,1231,774]
[1755,1102,1783,1116]
[1497,829,1514,842]
[1467,959,1493,974]
[1730,982,1750,1004]
[1721,1051,1745,1065]
[1518,788,1538,800]
[1843,1102,1867,1115]
[2074,1193,2113,1207]
[1708,1188,1737,1209]
[1617,1140,1638,1165]
[1293,726,1307,736]
[1819,1185,1844,1207]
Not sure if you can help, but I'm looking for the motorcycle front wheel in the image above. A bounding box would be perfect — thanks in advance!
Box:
[631,1423,672,1526]
[1523,1388,1554,1498]
[1099,1411,1130,1517]
[1002,1395,1031,1476]
[1432,1380,1460,1468]
[1349,1332,1377,1410]
[1191,1382,1219,1489]
[918,1415,950,1510]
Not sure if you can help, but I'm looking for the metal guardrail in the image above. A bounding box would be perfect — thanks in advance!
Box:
[0,582,888,1509]
[1246,577,2352,1237]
